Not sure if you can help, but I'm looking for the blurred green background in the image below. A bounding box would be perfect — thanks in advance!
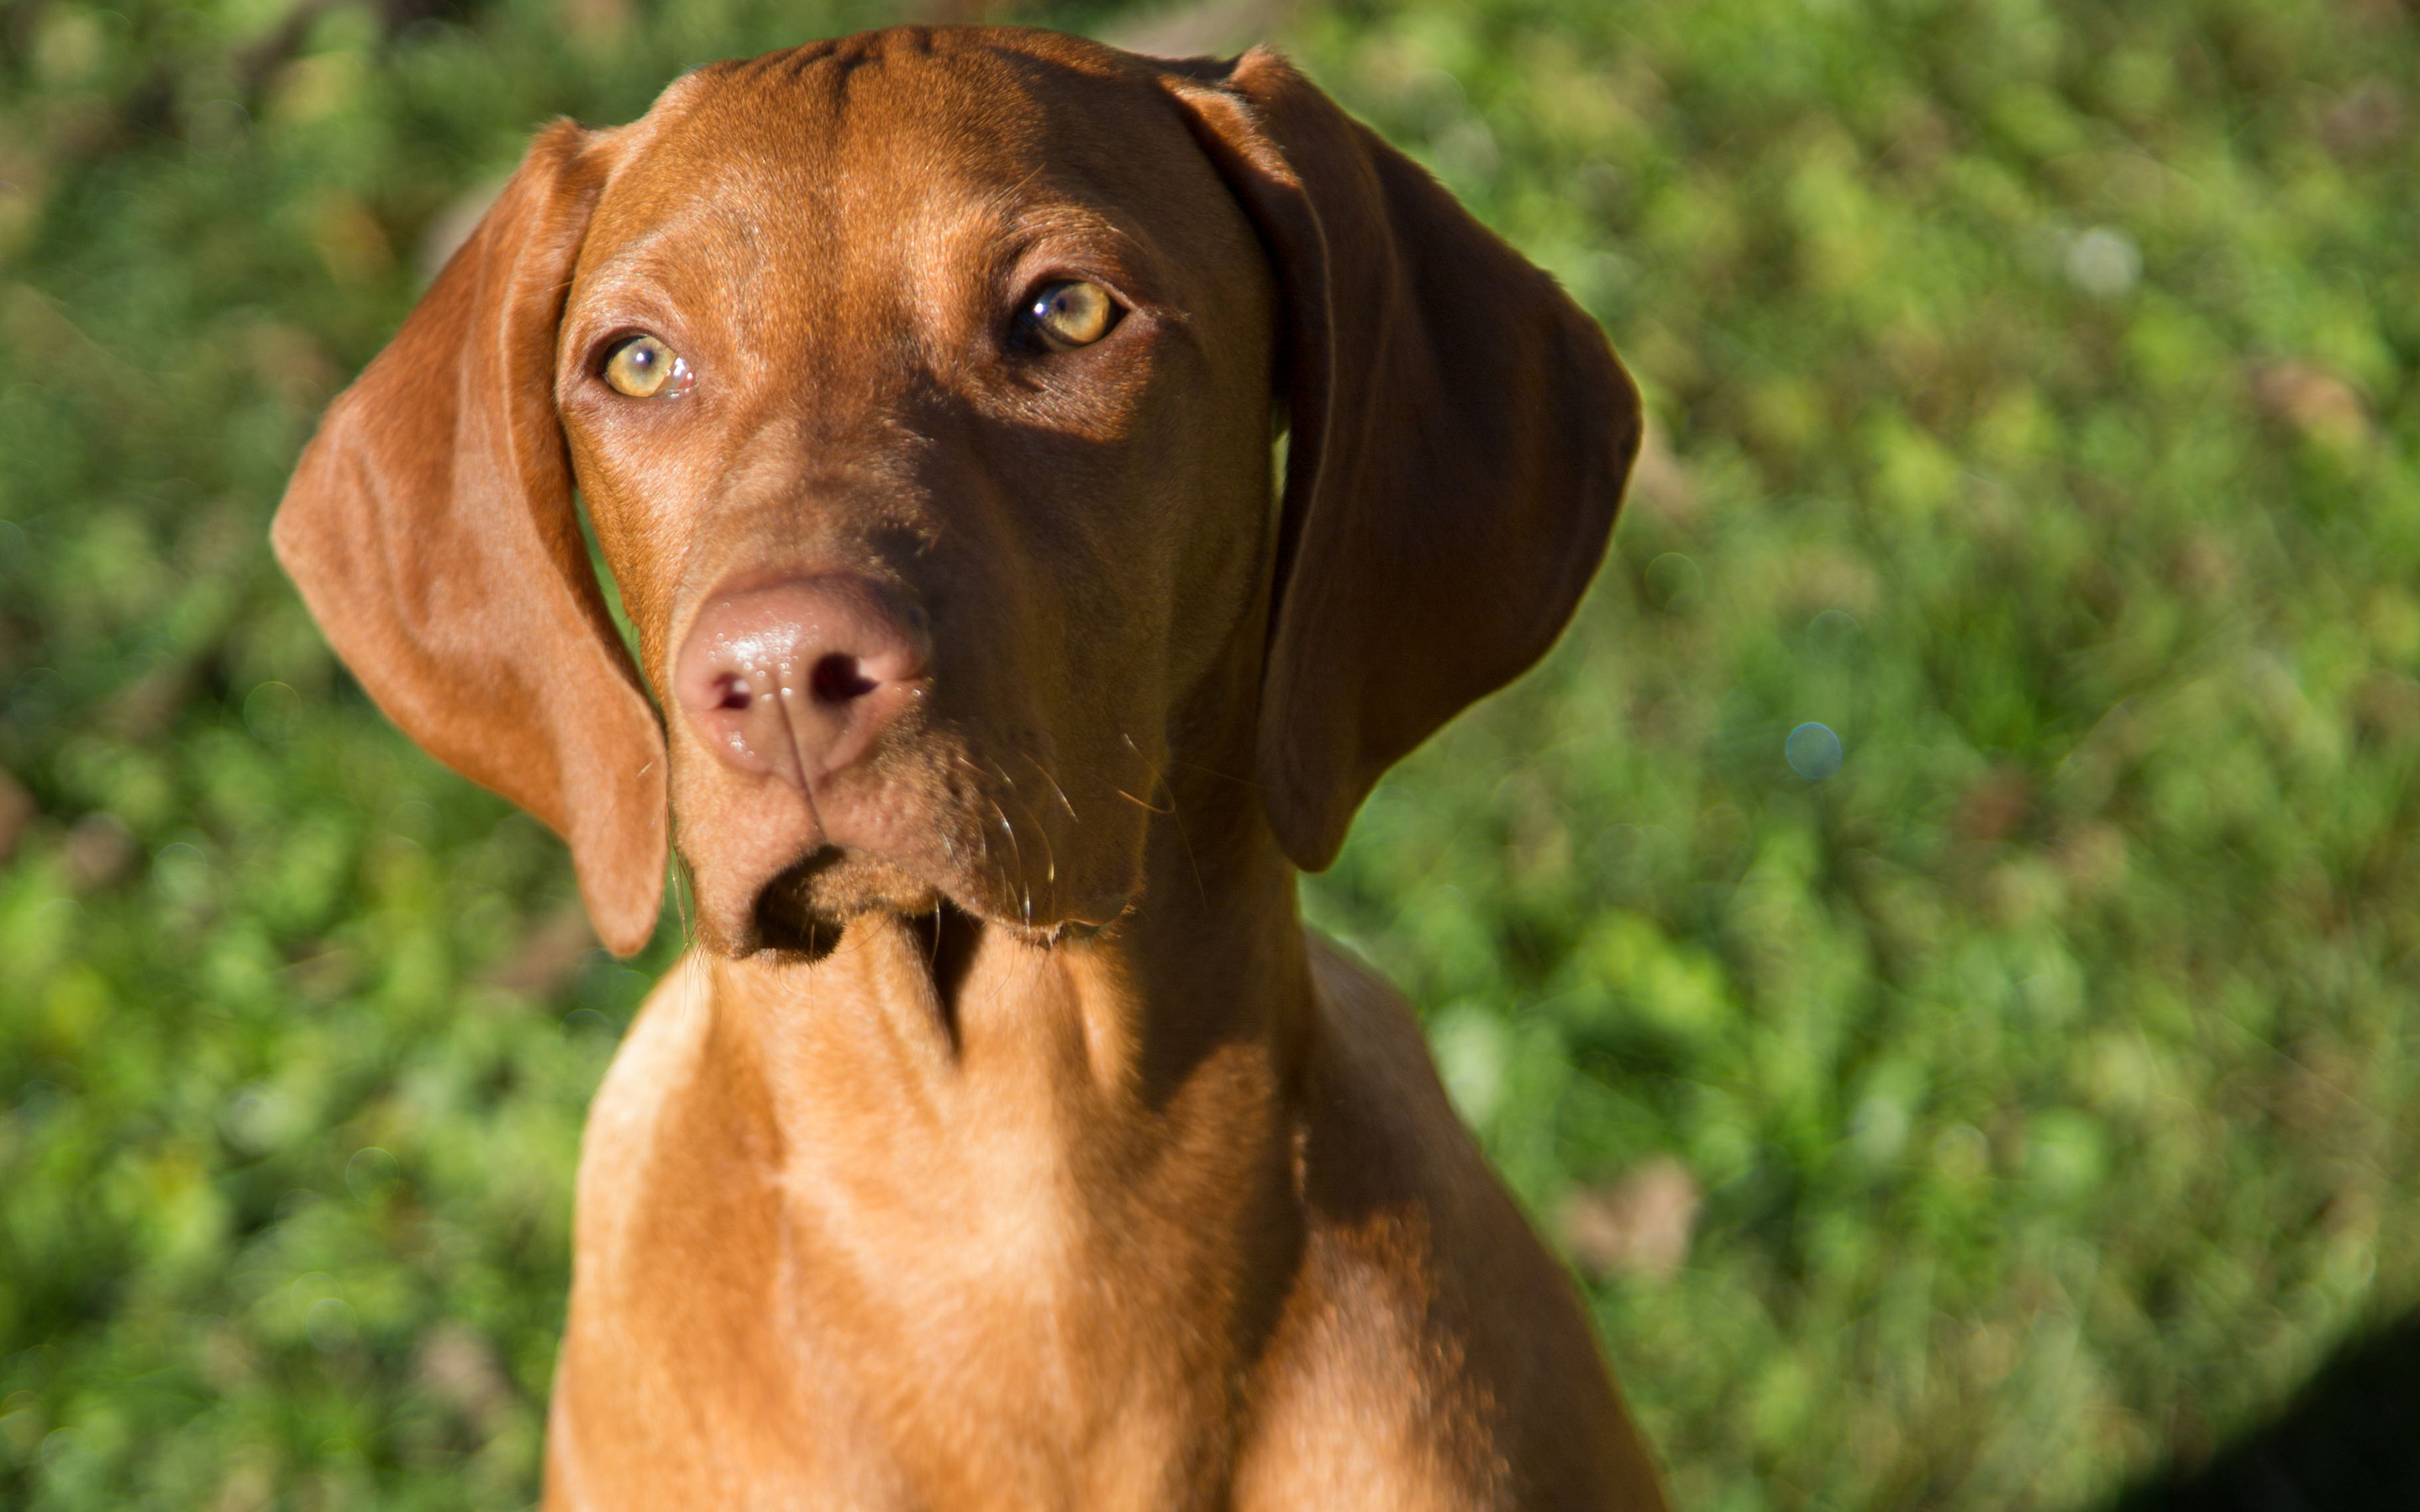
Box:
[3,0,2417,1505]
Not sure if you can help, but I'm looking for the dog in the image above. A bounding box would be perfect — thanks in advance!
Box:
[272,24,1665,1509]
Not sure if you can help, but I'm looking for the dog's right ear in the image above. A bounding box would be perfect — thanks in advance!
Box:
[272,122,670,957]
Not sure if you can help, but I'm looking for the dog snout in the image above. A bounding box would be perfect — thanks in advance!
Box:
[674,577,929,787]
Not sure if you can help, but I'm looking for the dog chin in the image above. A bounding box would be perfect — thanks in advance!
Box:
[743,848,944,958]
[731,843,1133,960]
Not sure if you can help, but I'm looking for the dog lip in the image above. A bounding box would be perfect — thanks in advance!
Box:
[703,812,1130,958]
[729,834,1067,959]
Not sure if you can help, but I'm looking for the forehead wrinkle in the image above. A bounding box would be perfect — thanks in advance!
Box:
[639,49,1042,276]
[583,34,1229,391]
[609,31,1181,265]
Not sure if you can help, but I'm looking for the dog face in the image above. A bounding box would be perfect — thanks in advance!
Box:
[559,38,1278,951]
[273,26,1639,958]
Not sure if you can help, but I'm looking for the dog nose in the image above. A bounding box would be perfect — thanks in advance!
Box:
[674,577,929,786]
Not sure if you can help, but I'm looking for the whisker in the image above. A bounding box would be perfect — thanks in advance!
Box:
[991,757,1059,912]
[1020,749,1080,824]
[987,794,1025,894]
[1159,772,1207,910]
[1161,753,1260,790]
[948,750,1002,884]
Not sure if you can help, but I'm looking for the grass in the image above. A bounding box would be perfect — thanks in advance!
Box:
[3,0,2417,1506]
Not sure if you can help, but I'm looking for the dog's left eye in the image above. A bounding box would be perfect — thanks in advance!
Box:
[602,334,692,398]
[1020,281,1121,352]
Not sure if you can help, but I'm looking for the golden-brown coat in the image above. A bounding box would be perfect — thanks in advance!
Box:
[275,26,1665,1508]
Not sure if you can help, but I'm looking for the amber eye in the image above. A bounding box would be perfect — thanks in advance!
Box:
[602,334,689,398]
[1021,281,1119,352]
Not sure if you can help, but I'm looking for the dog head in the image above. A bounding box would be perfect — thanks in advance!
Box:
[273,26,1638,958]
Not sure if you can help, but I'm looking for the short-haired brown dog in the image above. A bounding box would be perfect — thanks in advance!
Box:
[274,24,1665,1509]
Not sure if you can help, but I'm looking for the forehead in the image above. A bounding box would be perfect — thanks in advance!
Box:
[581,31,1217,280]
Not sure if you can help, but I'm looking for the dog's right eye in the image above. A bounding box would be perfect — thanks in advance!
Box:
[602,334,692,399]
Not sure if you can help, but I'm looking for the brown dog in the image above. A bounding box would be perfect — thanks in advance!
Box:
[273,24,1662,1509]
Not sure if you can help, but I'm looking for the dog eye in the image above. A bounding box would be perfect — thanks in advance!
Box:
[602,334,692,398]
[1021,281,1120,352]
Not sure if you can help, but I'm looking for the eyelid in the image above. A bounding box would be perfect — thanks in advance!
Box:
[596,328,658,369]
[1015,266,1137,310]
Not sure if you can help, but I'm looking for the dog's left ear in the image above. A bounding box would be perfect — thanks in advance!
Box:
[1165,50,1640,871]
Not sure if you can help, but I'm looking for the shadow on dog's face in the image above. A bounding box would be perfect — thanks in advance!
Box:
[559,37,1278,956]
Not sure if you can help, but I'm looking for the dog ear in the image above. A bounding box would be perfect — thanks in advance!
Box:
[1166,51,1640,871]
[272,122,670,956]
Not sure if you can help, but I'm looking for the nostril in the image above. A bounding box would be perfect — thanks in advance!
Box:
[809,653,878,706]
[715,675,754,712]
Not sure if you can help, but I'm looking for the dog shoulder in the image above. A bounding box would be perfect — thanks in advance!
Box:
[1297,928,1480,1186]
[1271,929,1670,1510]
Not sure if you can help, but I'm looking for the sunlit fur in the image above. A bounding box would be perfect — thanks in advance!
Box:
[272,24,1660,1509]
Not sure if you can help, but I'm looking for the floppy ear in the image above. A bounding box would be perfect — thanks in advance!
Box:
[1167,51,1640,870]
[272,122,669,955]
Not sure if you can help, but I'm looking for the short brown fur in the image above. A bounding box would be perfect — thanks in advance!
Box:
[275,25,1664,1509]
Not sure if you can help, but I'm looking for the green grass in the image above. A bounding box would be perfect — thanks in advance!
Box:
[3,0,2417,1506]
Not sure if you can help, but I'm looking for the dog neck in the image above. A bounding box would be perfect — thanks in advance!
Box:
[689,748,1316,1252]
[711,780,1306,1103]
[652,756,1314,1470]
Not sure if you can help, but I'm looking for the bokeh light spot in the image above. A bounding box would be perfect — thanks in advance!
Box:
[1786,722,1844,780]
[2065,226,2141,297]
[1644,552,1705,612]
